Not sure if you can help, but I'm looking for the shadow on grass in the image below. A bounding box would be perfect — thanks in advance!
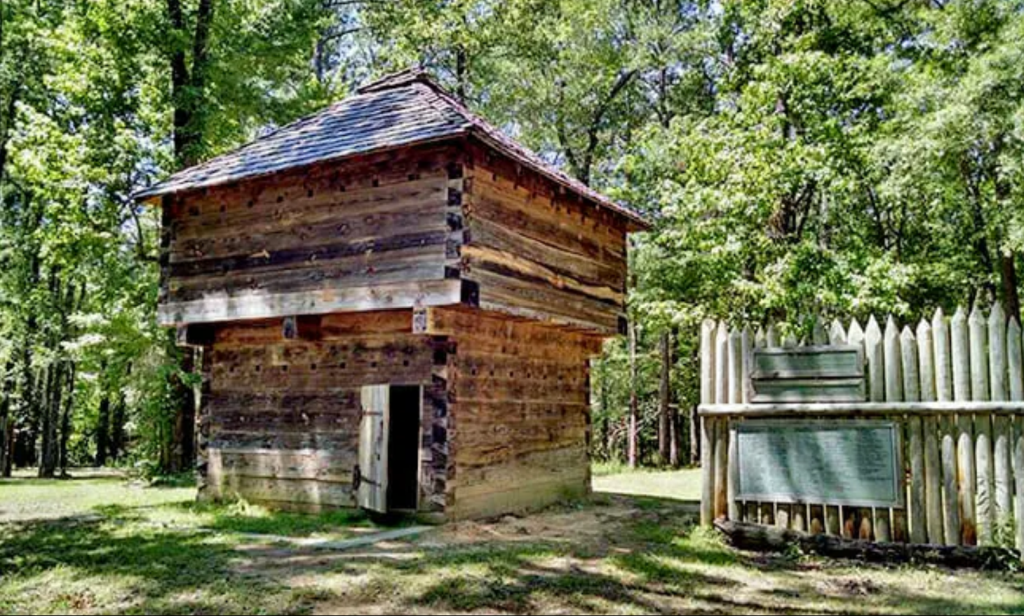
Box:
[4,492,1022,615]
[0,515,313,614]
[93,499,378,538]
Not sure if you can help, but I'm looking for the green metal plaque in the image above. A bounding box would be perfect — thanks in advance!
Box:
[735,419,902,508]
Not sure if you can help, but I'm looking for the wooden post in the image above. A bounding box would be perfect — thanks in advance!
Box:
[884,317,904,403]
[699,319,716,526]
[849,318,872,540]
[933,309,959,545]
[813,316,828,345]
[1014,427,1024,556]
[902,326,926,544]
[713,321,730,520]
[728,328,742,405]
[952,306,977,545]
[991,307,1012,533]
[917,320,943,544]
[714,417,728,519]
[715,322,729,408]
[766,325,779,348]
[1008,318,1023,554]
[727,425,739,521]
[830,319,847,346]
[865,317,884,403]
[971,303,993,545]
[740,326,752,404]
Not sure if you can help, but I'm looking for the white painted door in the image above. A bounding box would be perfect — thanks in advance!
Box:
[357,385,389,513]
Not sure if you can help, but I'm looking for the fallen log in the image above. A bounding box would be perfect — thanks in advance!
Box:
[713,518,1019,570]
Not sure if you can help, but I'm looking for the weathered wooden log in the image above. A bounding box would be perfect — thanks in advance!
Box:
[713,518,1019,570]
[699,319,716,526]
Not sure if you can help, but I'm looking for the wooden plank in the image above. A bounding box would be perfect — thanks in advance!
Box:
[159,279,463,326]
[750,346,864,379]
[865,317,884,402]
[917,318,945,544]
[715,322,729,405]
[714,418,729,519]
[700,319,716,526]
[972,305,994,545]
[940,414,961,545]
[933,308,953,402]
[989,303,1008,402]
[728,328,743,404]
[990,306,1013,534]
[829,319,847,345]
[741,326,752,405]
[358,385,389,513]
[908,416,927,544]
[917,319,936,403]
[1014,427,1024,555]
[952,306,976,545]
[884,317,903,402]
[728,425,739,521]
[1008,317,1023,401]
[748,378,866,403]
[825,505,840,536]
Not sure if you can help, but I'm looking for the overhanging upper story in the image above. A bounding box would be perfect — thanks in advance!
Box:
[138,70,648,336]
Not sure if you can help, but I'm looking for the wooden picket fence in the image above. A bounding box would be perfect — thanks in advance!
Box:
[699,303,1024,554]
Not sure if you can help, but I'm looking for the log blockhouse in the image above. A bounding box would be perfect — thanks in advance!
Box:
[136,70,647,519]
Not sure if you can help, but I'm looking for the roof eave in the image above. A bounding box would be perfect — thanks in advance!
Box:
[466,130,651,231]
[131,133,470,204]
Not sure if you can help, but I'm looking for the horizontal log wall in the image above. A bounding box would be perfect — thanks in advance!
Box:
[160,143,462,325]
[201,310,446,512]
[699,305,1024,558]
[429,307,604,519]
[460,140,629,335]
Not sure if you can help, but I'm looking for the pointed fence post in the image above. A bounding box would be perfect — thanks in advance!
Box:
[970,303,993,545]
[917,319,944,544]
[865,317,884,404]
[830,319,847,346]
[699,319,716,527]
[990,306,1013,532]
[951,306,976,545]
[901,326,926,544]
[933,308,959,545]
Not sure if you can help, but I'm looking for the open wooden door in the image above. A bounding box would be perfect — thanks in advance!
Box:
[357,385,389,513]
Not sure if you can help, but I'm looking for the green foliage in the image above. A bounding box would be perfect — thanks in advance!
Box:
[3,0,1024,471]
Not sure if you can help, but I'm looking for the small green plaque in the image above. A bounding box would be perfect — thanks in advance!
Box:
[736,420,902,508]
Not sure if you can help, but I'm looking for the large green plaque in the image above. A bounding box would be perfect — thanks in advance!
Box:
[736,420,902,508]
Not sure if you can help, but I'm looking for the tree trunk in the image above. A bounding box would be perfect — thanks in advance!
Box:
[171,347,197,473]
[38,363,60,478]
[58,362,75,475]
[96,392,111,467]
[0,361,13,477]
[628,319,639,468]
[110,391,126,462]
[658,331,671,464]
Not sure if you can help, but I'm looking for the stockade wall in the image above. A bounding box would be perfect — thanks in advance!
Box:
[699,304,1024,553]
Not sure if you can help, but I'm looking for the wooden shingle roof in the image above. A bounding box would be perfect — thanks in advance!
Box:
[136,69,647,228]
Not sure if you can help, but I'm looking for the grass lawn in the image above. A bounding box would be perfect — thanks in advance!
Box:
[0,467,1022,615]
[593,464,702,503]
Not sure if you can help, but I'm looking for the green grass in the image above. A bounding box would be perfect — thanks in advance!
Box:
[592,465,702,503]
[2,468,1023,614]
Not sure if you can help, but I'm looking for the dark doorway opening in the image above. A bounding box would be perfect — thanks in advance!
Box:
[387,385,421,510]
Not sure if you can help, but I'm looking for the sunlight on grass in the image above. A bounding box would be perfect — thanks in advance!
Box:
[592,466,702,502]
[3,474,1024,615]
